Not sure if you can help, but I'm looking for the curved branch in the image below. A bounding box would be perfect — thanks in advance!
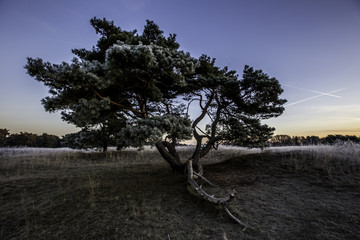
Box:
[192,91,214,129]
[199,91,224,158]
[193,171,216,187]
[195,126,210,138]
[187,160,235,205]
[187,160,247,229]
[191,91,215,163]
[224,206,247,230]
[155,140,184,172]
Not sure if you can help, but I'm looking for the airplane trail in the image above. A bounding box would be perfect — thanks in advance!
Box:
[283,84,342,98]
[284,88,347,107]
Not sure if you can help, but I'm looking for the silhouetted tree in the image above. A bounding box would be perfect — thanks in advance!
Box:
[2,131,61,148]
[63,119,124,151]
[271,135,292,146]
[305,136,320,145]
[25,18,286,171]
[25,18,286,219]
[271,134,360,146]
[36,133,61,148]
[322,134,360,145]
[0,129,10,147]
[6,132,38,147]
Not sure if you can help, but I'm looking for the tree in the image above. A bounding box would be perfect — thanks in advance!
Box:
[0,129,10,147]
[4,131,61,148]
[6,132,38,147]
[322,134,360,145]
[62,118,124,151]
[25,18,286,223]
[271,135,292,146]
[36,133,61,148]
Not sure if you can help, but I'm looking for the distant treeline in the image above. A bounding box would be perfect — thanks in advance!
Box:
[1,128,359,148]
[0,129,61,148]
[270,134,360,146]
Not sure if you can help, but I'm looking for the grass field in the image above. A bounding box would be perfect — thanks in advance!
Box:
[1,144,359,239]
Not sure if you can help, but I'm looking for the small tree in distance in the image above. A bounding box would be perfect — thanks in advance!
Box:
[0,129,10,147]
[25,18,286,220]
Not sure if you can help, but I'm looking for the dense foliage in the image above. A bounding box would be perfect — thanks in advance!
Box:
[271,134,360,146]
[0,129,61,148]
[25,18,286,171]
[0,129,10,147]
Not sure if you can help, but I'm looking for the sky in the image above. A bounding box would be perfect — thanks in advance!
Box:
[0,0,359,137]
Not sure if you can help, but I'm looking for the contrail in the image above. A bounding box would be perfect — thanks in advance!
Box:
[285,88,347,107]
[283,84,342,98]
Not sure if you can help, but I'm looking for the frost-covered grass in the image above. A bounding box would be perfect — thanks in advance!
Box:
[0,144,359,239]
[1,144,359,178]
[0,145,260,177]
[273,143,360,185]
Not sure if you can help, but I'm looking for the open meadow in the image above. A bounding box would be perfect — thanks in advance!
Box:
[1,144,359,239]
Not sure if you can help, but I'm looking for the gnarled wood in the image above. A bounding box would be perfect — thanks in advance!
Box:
[187,160,235,205]
[224,206,248,230]
[193,171,215,187]
[187,160,247,228]
[155,140,185,172]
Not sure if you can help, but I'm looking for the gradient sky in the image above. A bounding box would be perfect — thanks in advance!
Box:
[0,0,359,137]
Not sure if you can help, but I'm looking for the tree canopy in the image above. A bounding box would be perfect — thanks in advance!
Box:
[0,129,10,147]
[25,17,286,171]
[1,131,61,148]
[25,18,286,223]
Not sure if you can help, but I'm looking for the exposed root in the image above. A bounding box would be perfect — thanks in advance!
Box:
[224,206,247,231]
[187,160,235,204]
[193,171,216,187]
[187,160,248,229]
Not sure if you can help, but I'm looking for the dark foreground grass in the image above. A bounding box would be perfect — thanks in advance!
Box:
[0,148,359,239]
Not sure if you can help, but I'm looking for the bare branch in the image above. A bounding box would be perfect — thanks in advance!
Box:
[193,171,216,187]
[206,110,214,122]
[188,161,248,228]
[187,160,235,205]
[199,91,224,158]
[163,101,171,114]
[192,91,214,129]
[199,94,204,110]
[224,206,248,231]
[195,126,210,138]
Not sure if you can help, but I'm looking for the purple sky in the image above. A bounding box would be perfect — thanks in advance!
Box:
[1,0,360,137]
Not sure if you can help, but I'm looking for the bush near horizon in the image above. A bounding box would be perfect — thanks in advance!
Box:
[0,129,61,148]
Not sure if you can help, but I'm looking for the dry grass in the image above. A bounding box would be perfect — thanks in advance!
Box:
[275,142,360,186]
[0,145,359,239]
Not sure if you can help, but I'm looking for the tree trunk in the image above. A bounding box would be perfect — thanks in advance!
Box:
[102,141,108,152]
[192,157,204,175]
[186,160,246,227]
[155,140,185,172]
[186,160,235,205]
[156,142,244,226]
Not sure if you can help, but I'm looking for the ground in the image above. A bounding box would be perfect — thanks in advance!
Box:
[0,146,359,239]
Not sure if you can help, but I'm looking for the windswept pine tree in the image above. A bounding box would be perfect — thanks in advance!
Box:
[25,17,286,224]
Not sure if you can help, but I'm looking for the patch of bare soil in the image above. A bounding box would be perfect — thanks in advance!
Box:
[205,153,360,239]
